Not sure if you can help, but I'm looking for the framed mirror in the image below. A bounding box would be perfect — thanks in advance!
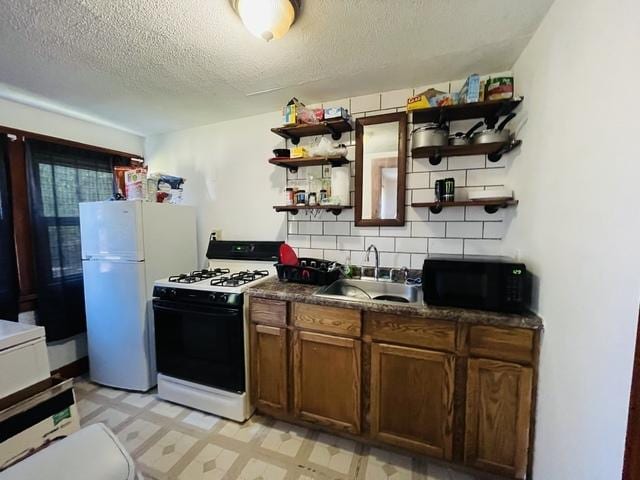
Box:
[355,112,407,226]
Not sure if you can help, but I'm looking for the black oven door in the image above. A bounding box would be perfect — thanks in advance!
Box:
[153,299,245,393]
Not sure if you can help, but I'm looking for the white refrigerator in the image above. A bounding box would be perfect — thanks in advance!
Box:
[79,200,197,391]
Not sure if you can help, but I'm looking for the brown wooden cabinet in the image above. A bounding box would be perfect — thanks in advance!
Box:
[248,296,539,480]
[293,330,361,434]
[249,324,288,414]
[370,342,455,459]
[465,358,533,479]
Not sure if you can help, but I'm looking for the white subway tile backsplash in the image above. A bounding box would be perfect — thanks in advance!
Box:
[413,157,448,172]
[298,221,323,235]
[381,88,412,109]
[380,252,411,268]
[483,222,505,239]
[412,221,446,237]
[351,93,381,113]
[466,168,505,186]
[448,155,486,170]
[323,249,351,264]
[410,253,428,269]
[396,237,428,253]
[287,235,310,248]
[311,235,337,249]
[287,222,298,235]
[464,239,503,255]
[337,236,365,250]
[298,248,321,258]
[366,236,394,251]
[429,238,463,255]
[407,172,429,189]
[405,207,430,222]
[466,206,505,221]
[446,222,483,238]
[351,225,380,236]
[430,170,466,188]
[379,224,411,237]
[412,189,436,204]
[324,222,351,235]
[429,206,465,221]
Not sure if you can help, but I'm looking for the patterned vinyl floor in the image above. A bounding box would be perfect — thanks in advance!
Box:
[74,377,483,480]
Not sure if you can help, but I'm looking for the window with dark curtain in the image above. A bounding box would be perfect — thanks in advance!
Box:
[0,135,19,321]
[26,140,129,341]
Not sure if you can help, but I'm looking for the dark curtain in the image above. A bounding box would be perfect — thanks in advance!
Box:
[26,140,129,341]
[0,135,19,320]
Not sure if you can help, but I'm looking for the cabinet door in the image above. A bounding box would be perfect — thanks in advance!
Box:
[465,358,533,479]
[293,330,361,434]
[370,343,455,459]
[250,324,288,414]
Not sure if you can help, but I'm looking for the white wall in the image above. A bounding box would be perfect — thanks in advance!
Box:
[505,0,640,478]
[145,112,286,259]
[0,97,144,155]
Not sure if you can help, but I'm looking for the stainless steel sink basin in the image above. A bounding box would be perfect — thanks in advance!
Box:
[314,279,423,304]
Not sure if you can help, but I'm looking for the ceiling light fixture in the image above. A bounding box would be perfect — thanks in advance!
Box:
[230,0,300,42]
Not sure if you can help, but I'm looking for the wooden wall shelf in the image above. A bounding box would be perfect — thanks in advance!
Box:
[269,156,348,173]
[411,199,518,215]
[411,97,523,126]
[271,118,353,145]
[273,205,352,216]
[412,139,521,164]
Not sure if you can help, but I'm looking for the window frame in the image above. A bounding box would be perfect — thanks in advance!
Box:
[2,125,142,312]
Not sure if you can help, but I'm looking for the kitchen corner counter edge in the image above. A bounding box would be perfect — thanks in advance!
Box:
[247,278,543,330]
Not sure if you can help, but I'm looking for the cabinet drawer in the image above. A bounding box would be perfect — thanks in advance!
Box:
[293,303,361,337]
[364,312,456,352]
[250,297,287,327]
[469,326,535,364]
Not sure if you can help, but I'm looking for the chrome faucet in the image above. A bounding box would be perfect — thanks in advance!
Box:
[365,244,380,280]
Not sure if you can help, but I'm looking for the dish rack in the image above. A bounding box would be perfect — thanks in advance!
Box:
[275,258,342,285]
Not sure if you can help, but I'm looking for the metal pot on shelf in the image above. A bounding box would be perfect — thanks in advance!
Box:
[472,113,517,144]
[411,123,449,149]
[449,121,484,146]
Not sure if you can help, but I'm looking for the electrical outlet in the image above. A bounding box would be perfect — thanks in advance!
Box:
[322,165,331,178]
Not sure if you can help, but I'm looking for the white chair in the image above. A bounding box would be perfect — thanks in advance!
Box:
[0,423,141,480]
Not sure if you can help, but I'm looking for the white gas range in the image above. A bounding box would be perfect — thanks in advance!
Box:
[152,239,282,422]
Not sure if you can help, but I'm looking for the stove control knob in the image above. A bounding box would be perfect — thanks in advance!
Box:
[209,293,217,302]
[169,288,177,297]
[220,294,228,303]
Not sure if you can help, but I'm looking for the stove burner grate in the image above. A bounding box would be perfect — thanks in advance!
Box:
[168,268,232,283]
[209,270,269,287]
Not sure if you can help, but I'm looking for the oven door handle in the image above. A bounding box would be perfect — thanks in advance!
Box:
[153,300,241,317]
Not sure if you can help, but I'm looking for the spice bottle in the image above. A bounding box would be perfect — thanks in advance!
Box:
[284,187,294,206]
[308,192,317,206]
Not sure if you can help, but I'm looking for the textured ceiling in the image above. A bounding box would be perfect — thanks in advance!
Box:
[0,0,554,135]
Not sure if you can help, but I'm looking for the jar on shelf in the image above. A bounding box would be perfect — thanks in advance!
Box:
[308,192,317,206]
[319,189,328,203]
[284,187,294,205]
[295,190,306,205]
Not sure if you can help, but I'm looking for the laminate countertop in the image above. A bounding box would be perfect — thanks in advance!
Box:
[247,277,543,330]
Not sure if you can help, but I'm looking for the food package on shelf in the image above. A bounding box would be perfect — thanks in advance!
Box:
[112,166,130,198]
[297,107,320,125]
[429,92,459,107]
[290,146,308,158]
[324,106,348,119]
[407,87,448,111]
[124,167,148,200]
[282,97,303,125]
[307,137,347,157]
[485,76,514,101]
[458,73,481,104]
[156,174,186,204]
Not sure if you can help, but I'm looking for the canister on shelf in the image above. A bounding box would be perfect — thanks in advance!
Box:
[284,187,294,206]
[308,192,317,206]
[296,189,307,205]
[319,189,328,203]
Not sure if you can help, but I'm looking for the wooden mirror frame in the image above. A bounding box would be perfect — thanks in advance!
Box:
[355,112,407,227]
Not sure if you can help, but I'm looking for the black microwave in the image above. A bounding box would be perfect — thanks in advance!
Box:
[422,256,531,313]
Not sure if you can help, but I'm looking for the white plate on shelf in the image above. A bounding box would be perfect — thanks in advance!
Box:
[468,188,513,201]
